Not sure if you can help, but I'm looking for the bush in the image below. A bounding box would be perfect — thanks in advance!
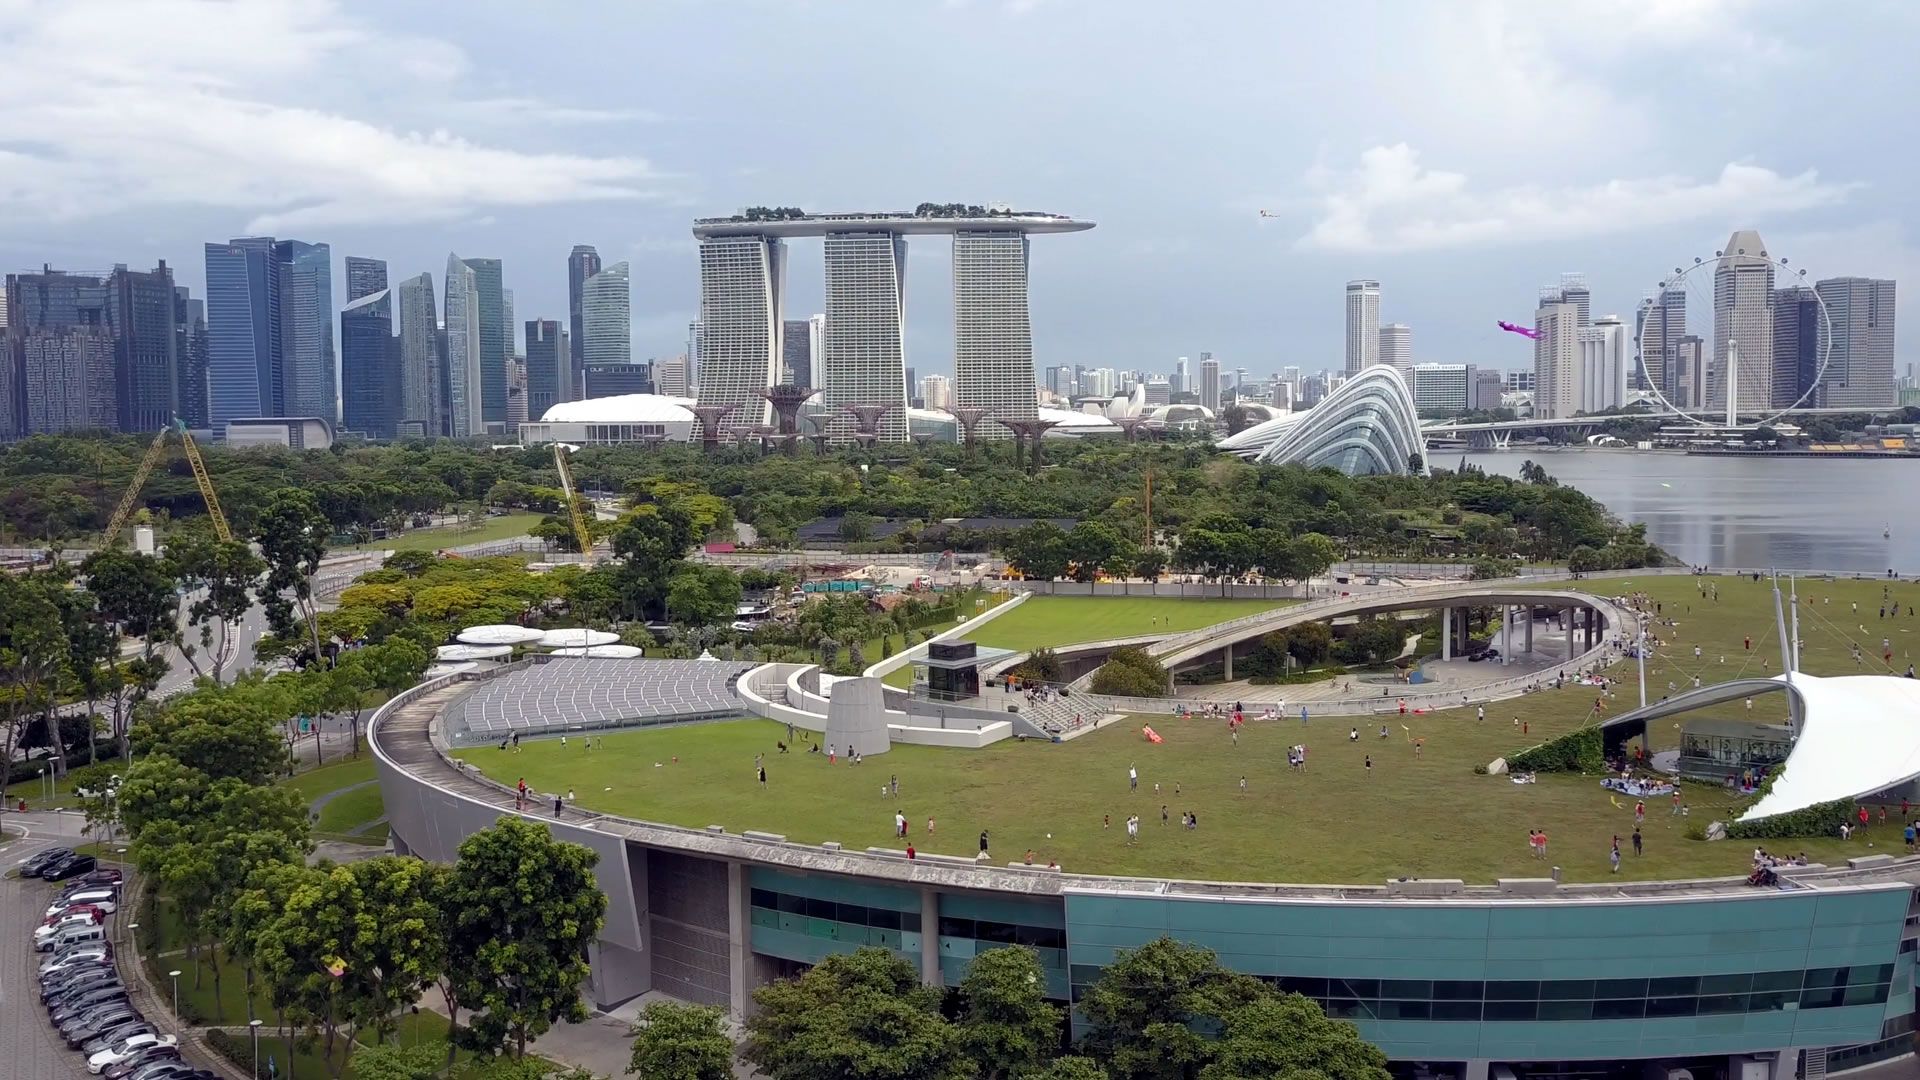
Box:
[1091,646,1170,697]
[1011,647,1064,684]
[1507,727,1604,773]
[1726,795,1858,840]
[1247,665,1349,686]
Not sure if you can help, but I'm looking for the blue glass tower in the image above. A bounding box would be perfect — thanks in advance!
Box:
[203,239,280,428]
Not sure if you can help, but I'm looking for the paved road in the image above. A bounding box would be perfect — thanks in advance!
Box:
[2,813,104,1078]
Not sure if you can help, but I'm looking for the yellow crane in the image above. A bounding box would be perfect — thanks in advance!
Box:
[551,443,596,566]
[104,420,232,545]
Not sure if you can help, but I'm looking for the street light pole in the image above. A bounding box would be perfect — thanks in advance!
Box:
[249,1017,263,1078]
[169,969,181,1018]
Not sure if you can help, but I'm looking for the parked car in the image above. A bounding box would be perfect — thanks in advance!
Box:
[44,853,100,880]
[40,945,112,976]
[61,1003,141,1046]
[35,909,104,942]
[42,967,118,1003]
[38,921,109,953]
[19,847,74,876]
[46,977,124,1011]
[88,1032,179,1074]
[51,987,129,1025]
[59,876,121,901]
[77,867,125,888]
[113,1062,208,1080]
[100,1050,189,1080]
[40,959,114,993]
[41,902,107,928]
[82,1018,154,1055]
[46,889,118,918]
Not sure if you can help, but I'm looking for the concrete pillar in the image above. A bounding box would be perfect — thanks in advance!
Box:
[1222,644,1234,681]
[920,888,941,988]
[1464,1062,1490,1080]
[1501,605,1512,665]
[727,861,751,1022]
[1525,608,1534,655]
[1441,606,1452,661]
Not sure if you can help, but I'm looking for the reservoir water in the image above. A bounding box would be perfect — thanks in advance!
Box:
[1458,450,1920,574]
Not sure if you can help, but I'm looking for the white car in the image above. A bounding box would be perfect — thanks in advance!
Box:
[45,891,117,919]
[39,946,110,976]
[34,911,102,944]
[87,1032,177,1073]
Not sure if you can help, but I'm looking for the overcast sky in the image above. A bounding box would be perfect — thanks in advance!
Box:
[0,0,1912,379]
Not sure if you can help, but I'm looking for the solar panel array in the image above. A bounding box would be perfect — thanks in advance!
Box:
[450,658,756,737]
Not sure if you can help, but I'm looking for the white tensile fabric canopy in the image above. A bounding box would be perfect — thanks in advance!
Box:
[538,628,620,649]
[1740,673,1920,821]
[457,624,545,646]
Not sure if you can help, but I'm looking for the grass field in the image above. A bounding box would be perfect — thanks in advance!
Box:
[962,595,1293,653]
[280,756,376,801]
[331,512,545,552]
[279,755,387,843]
[466,572,1920,885]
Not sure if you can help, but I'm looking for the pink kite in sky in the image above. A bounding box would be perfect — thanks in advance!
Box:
[1497,321,1541,340]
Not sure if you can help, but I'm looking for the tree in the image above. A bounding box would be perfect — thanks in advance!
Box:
[254,489,331,667]
[165,531,265,686]
[742,947,966,1080]
[1075,937,1268,1080]
[1200,993,1390,1080]
[444,817,607,1060]
[665,564,744,627]
[333,639,430,756]
[79,547,178,756]
[1001,521,1070,581]
[347,1042,445,1080]
[1406,452,1424,473]
[627,1001,734,1080]
[1090,646,1169,698]
[1064,522,1128,583]
[0,572,72,781]
[133,678,291,784]
[1133,548,1167,582]
[1032,1059,1109,1080]
[955,946,1061,1080]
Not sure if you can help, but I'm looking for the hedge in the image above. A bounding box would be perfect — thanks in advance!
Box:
[1506,727,1605,773]
[1726,791,1858,841]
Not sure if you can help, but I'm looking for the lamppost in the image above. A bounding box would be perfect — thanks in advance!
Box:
[168,969,181,1018]
[249,1018,263,1078]
[126,922,138,954]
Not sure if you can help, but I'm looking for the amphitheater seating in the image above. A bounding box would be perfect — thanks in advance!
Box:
[449,658,755,737]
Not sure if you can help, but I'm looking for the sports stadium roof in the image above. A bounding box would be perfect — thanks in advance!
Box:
[536,394,698,424]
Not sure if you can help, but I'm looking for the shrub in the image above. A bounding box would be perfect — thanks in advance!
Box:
[1507,727,1604,773]
[1726,794,1858,841]
[1092,645,1170,697]
[1011,647,1064,684]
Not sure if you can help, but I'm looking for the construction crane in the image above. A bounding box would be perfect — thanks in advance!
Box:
[104,420,232,545]
[551,443,596,566]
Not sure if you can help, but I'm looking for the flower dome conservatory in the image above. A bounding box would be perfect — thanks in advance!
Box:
[1216,365,1425,476]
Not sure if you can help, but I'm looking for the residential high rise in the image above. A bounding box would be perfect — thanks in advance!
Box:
[1532,291,1581,419]
[1558,273,1591,328]
[275,239,335,422]
[919,373,953,411]
[23,326,115,432]
[821,231,909,442]
[1814,277,1897,409]
[1344,280,1380,375]
[1771,285,1821,408]
[1576,314,1627,414]
[1711,229,1775,417]
[173,287,209,429]
[394,272,439,437]
[462,257,506,429]
[1198,355,1221,412]
[1378,323,1411,370]
[654,355,690,397]
[781,319,814,387]
[952,230,1037,436]
[582,261,631,367]
[340,281,399,438]
[1043,365,1073,399]
[694,236,783,432]
[443,255,483,438]
[525,319,567,418]
[203,239,280,427]
[567,245,601,393]
[106,263,179,433]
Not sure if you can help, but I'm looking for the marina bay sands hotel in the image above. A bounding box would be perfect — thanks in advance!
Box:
[692,207,1094,439]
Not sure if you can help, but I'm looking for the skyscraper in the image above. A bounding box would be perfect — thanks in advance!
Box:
[1711,229,1774,417]
[1673,336,1707,409]
[443,255,483,438]
[821,232,908,442]
[581,261,631,366]
[203,239,280,427]
[106,263,178,433]
[392,273,438,437]
[503,289,515,361]
[952,230,1037,436]
[462,257,506,429]
[345,256,387,303]
[275,239,334,423]
[694,236,783,432]
[1635,286,1687,398]
[1198,355,1221,412]
[567,245,601,395]
[1814,277,1897,409]
[1558,273,1591,328]
[23,326,115,432]
[340,282,398,438]
[1576,315,1627,414]
[526,319,567,418]
[1771,285,1821,408]
[174,287,209,430]
[1378,323,1411,370]
[1344,280,1380,375]
[1532,291,1580,419]
[655,355,690,397]
[919,373,953,411]
[781,319,813,387]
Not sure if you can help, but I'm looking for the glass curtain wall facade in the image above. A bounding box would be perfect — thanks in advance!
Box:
[203,239,280,428]
[443,255,483,438]
[395,272,440,437]
[581,262,631,367]
[464,257,506,429]
[275,240,334,423]
[107,263,178,433]
[952,230,1036,437]
[525,319,566,418]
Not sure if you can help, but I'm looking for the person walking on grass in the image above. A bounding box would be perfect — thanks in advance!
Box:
[1610,838,1622,873]
[1632,827,1643,856]
[758,765,767,788]
[1129,764,1138,792]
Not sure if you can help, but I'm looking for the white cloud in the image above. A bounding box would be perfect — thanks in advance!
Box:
[0,0,663,232]
[1294,144,1856,255]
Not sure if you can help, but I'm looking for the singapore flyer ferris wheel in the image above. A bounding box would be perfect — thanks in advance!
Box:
[1634,232,1832,431]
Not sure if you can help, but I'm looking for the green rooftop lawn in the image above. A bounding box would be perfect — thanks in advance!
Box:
[961,595,1294,653]
[457,573,1920,885]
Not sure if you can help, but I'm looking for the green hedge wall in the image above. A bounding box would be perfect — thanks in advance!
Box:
[1507,727,1605,773]
[1726,797,1858,840]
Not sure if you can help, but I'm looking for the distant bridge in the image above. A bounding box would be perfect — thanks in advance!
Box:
[1422,407,1871,448]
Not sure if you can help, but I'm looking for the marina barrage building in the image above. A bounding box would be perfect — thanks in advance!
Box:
[691,207,1093,439]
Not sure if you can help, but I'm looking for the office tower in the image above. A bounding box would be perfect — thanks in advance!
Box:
[395,272,440,437]
[1504,370,1534,392]
[581,261,631,367]
[1532,291,1580,419]
[1268,381,1292,410]
[1558,273,1591,328]
[1344,280,1380,375]
[506,356,527,430]
[567,245,601,392]
[1711,229,1774,417]
[687,320,703,379]
[1771,285,1821,408]
[204,239,280,426]
[1145,379,1170,406]
[1409,363,1473,414]
[106,263,179,433]
[952,229,1037,436]
[584,361,654,398]
[1473,368,1504,411]
[1633,285,1687,397]
[1673,336,1707,409]
[694,236,783,432]
[1814,277,1897,409]
[458,257,506,428]
[781,319,814,386]
[806,316,824,391]
[654,355,690,397]
[1576,314,1627,414]
[1198,355,1221,412]
[1043,365,1072,398]
[345,256,387,302]
[23,326,116,432]
[275,240,334,422]
[503,289,516,357]
[340,281,398,438]
[820,231,908,441]
[443,255,483,437]
[919,373,953,411]
[526,320,567,418]
[1173,356,1188,395]
[1378,323,1411,370]
[174,288,209,429]
[1299,371,1329,407]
